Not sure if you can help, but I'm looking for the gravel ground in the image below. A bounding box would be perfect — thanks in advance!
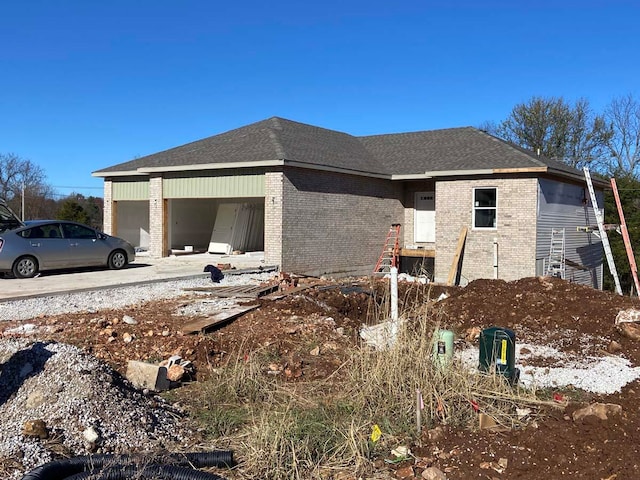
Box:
[0,271,275,479]
[0,272,276,322]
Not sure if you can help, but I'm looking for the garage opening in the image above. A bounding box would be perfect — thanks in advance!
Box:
[114,200,150,251]
[168,198,265,254]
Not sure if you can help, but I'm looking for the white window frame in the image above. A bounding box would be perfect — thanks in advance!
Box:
[472,187,497,229]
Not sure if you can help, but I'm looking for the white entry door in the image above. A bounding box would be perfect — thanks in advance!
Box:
[414,192,435,243]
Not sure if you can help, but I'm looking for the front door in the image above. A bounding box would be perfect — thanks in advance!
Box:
[414,192,435,243]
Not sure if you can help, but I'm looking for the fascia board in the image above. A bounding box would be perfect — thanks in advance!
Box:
[92,171,148,178]
[137,160,285,173]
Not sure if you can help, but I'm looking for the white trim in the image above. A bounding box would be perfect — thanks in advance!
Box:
[392,173,434,180]
[92,171,148,178]
[138,160,285,172]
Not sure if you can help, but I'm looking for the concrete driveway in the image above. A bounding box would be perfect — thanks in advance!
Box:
[0,252,267,301]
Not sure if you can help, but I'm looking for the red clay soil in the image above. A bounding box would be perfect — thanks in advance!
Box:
[3,276,640,479]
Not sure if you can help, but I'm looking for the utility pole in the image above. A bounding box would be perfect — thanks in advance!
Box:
[21,182,25,221]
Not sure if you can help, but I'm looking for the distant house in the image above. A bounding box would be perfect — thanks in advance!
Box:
[93,117,606,288]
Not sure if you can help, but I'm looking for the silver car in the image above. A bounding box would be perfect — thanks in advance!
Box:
[0,201,135,278]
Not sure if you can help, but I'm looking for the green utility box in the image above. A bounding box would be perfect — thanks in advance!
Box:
[478,327,519,383]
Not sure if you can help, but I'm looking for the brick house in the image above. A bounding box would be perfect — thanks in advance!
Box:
[93,117,607,287]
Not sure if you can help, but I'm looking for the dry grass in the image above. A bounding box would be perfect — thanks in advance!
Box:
[168,280,549,479]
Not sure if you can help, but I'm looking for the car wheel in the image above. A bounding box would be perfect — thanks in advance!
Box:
[12,256,39,279]
[108,250,127,270]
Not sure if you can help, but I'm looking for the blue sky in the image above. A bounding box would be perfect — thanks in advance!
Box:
[1,0,638,198]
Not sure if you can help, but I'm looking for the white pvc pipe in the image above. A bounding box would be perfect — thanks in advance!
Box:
[390,267,398,321]
[493,238,498,279]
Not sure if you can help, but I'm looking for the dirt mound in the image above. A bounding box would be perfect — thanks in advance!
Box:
[3,276,640,479]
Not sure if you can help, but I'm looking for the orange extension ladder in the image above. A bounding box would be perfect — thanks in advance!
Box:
[611,178,640,296]
[373,224,401,275]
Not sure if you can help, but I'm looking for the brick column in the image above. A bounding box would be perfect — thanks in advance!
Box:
[149,175,165,258]
[264,171,283,268]
[103,179,113,235]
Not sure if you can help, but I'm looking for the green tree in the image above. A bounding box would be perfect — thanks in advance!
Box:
[56,198,91,225]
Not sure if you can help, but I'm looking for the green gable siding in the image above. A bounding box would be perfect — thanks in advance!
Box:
[112,178,149,200]
[163,169,265,198]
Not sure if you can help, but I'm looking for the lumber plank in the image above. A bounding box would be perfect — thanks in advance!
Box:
[262,282,320,300]
[447,227,468,286]
[183,305,259,334]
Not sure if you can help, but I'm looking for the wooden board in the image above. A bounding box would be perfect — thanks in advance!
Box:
[447,227,468,286]
[262,282,320,300]
[183,284,279,298]
[182,305,259,334]
[400,248,436,258]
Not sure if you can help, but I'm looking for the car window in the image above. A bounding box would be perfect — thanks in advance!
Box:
[43,224,63,238]
[20,226,47,239]
[61,223,97,239]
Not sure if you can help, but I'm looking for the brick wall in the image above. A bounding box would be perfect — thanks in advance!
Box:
[264,171,283,267]
[103,180,113,235]
[435,177,538,283]
[279,167,404,276]
[148,175,164,258]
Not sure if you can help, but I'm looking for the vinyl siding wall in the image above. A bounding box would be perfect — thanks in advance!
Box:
[536,177,603,289]
[163,169,265,198]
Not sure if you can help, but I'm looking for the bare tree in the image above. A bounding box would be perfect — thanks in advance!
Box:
[0,153,55,219]
[493,96,611,169]
[604,94,640,177]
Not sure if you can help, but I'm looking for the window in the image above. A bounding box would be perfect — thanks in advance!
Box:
[473,188,497,228]
[62,223,97,239]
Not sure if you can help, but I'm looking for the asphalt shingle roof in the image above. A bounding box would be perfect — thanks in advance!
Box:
[93,116,585,180]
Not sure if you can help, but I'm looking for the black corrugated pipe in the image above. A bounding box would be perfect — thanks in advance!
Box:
[20,450,234,480]
[65,464,225,479]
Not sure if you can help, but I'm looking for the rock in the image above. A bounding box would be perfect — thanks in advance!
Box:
[122,315,137,325]
[126,360,170,391]
[421,466,447,480]
[167,364,186,382]
[464,326,481,342]
[572,402,622,421]
[310,346,320,356]
[617,322,640,341]
[122,332,134,343]
[607,340,623,353]
[395,465,414,479]
[26,389,47,409]
[83,426,100,443]
[615,308,640,324]
[23,419,48,439]
[427,426,445,442]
